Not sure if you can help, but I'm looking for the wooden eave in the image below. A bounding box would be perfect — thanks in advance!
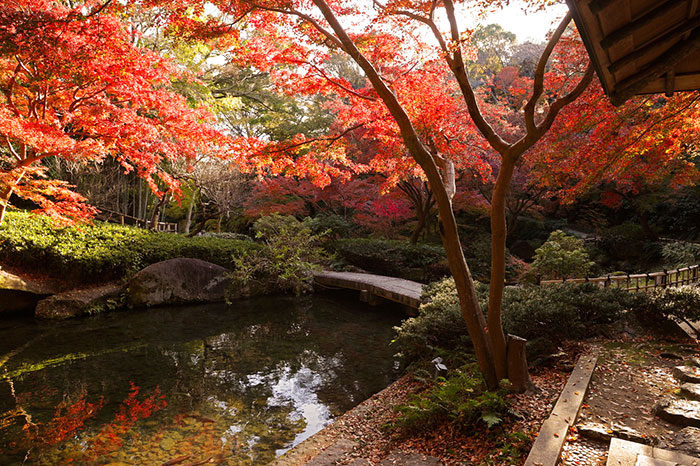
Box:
[566,0,700,105]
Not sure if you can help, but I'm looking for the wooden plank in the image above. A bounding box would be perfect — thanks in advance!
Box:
[600,0,685,49]
[313,271,424,309]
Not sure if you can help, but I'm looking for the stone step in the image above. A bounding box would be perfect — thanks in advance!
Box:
[671,427,700,457]
[606,437,700,466]
[306,439,356,466]
[578,422,650,444]
[673,366,700,384]
[635,455,677,466]
[654,398,700,428]
[680,383,700,401]
[379,450,441,466]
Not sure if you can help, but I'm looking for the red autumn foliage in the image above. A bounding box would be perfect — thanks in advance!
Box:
[0,0,225,225]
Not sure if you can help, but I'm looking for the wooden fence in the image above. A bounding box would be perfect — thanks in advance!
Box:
[540,264,700,291]
[95,208,178,233]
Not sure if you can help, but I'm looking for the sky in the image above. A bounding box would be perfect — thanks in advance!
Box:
[467,1,570,43]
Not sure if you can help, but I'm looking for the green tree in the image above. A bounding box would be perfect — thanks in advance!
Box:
[528,230,594,281]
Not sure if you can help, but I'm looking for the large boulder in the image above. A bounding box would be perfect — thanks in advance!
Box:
[0,269,58,315]
[35,282,124,320]
[127,258,232,307]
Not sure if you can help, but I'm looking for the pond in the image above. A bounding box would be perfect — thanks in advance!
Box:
[0,293,404,466]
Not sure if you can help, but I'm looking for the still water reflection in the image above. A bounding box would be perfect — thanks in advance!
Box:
[0,294,403,465]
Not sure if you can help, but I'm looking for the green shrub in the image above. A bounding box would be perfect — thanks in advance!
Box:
[0,211,259,283]
[632,286,700,328]
[330,238,448,282]
[303,214,355,240]
[661,241,700,268]
[502,283,632,343]
[200,232,253,241]
[526,230,594,282]
[393,279,632,365]
[393,364,509,433]
[229,214,330,297]
[393,278,480,363]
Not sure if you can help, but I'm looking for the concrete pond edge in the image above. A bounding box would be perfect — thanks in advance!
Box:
[523,347,601,466]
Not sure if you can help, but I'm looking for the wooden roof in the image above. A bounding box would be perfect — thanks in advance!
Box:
[566,0,700,105]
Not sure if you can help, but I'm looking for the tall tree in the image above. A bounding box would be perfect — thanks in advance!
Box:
[0,0,223,225]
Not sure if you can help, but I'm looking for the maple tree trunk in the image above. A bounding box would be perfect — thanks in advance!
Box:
[410,213,426,244]
[0,169,27,227]
[0,186,13,227]
[149,193,168,231]
[311,0,498,389]
[488,157,515,380]
[184,196,195,234]
[488,156,533,392]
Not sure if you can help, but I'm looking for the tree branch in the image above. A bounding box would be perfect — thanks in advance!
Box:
[442,0,510,154]
[522,12,572,135]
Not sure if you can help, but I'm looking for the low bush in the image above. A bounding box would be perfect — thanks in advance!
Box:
[502,283,633,343]
[393,279,635,365]
[304,214,355,240]
[0,211,259,283]
[330,238,448,282]
[229,214,330,297]
[632,286,700,330]
[392,363,510,433]
[393,278,484,363]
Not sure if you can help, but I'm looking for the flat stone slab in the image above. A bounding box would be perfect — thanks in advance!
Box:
[635,455,678,466]
[379,450,441,466]
[654,397,700,428]
[681,383,700,401]
[35,282,123,319]
[671,427,700,456]
[606,437,700,466]
[0,269,58,313]
[305,439,356,466]
[347,459,371,466]
[313,271,424,309]
[674,366,700,384]
[578,422,650,444]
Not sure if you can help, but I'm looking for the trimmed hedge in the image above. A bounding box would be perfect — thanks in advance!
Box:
[0,211,260,283]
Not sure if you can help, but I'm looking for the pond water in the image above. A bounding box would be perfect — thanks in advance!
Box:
[0,293,404,466]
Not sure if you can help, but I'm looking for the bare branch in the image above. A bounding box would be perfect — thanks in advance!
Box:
[305,61,377,100]
[264,122,365,154]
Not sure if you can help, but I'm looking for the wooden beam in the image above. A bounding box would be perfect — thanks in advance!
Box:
[610,27,700,105]
[600,0,683,49]
[589,0,617,15]
[665,71,676,97]
[608,14,700,74]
